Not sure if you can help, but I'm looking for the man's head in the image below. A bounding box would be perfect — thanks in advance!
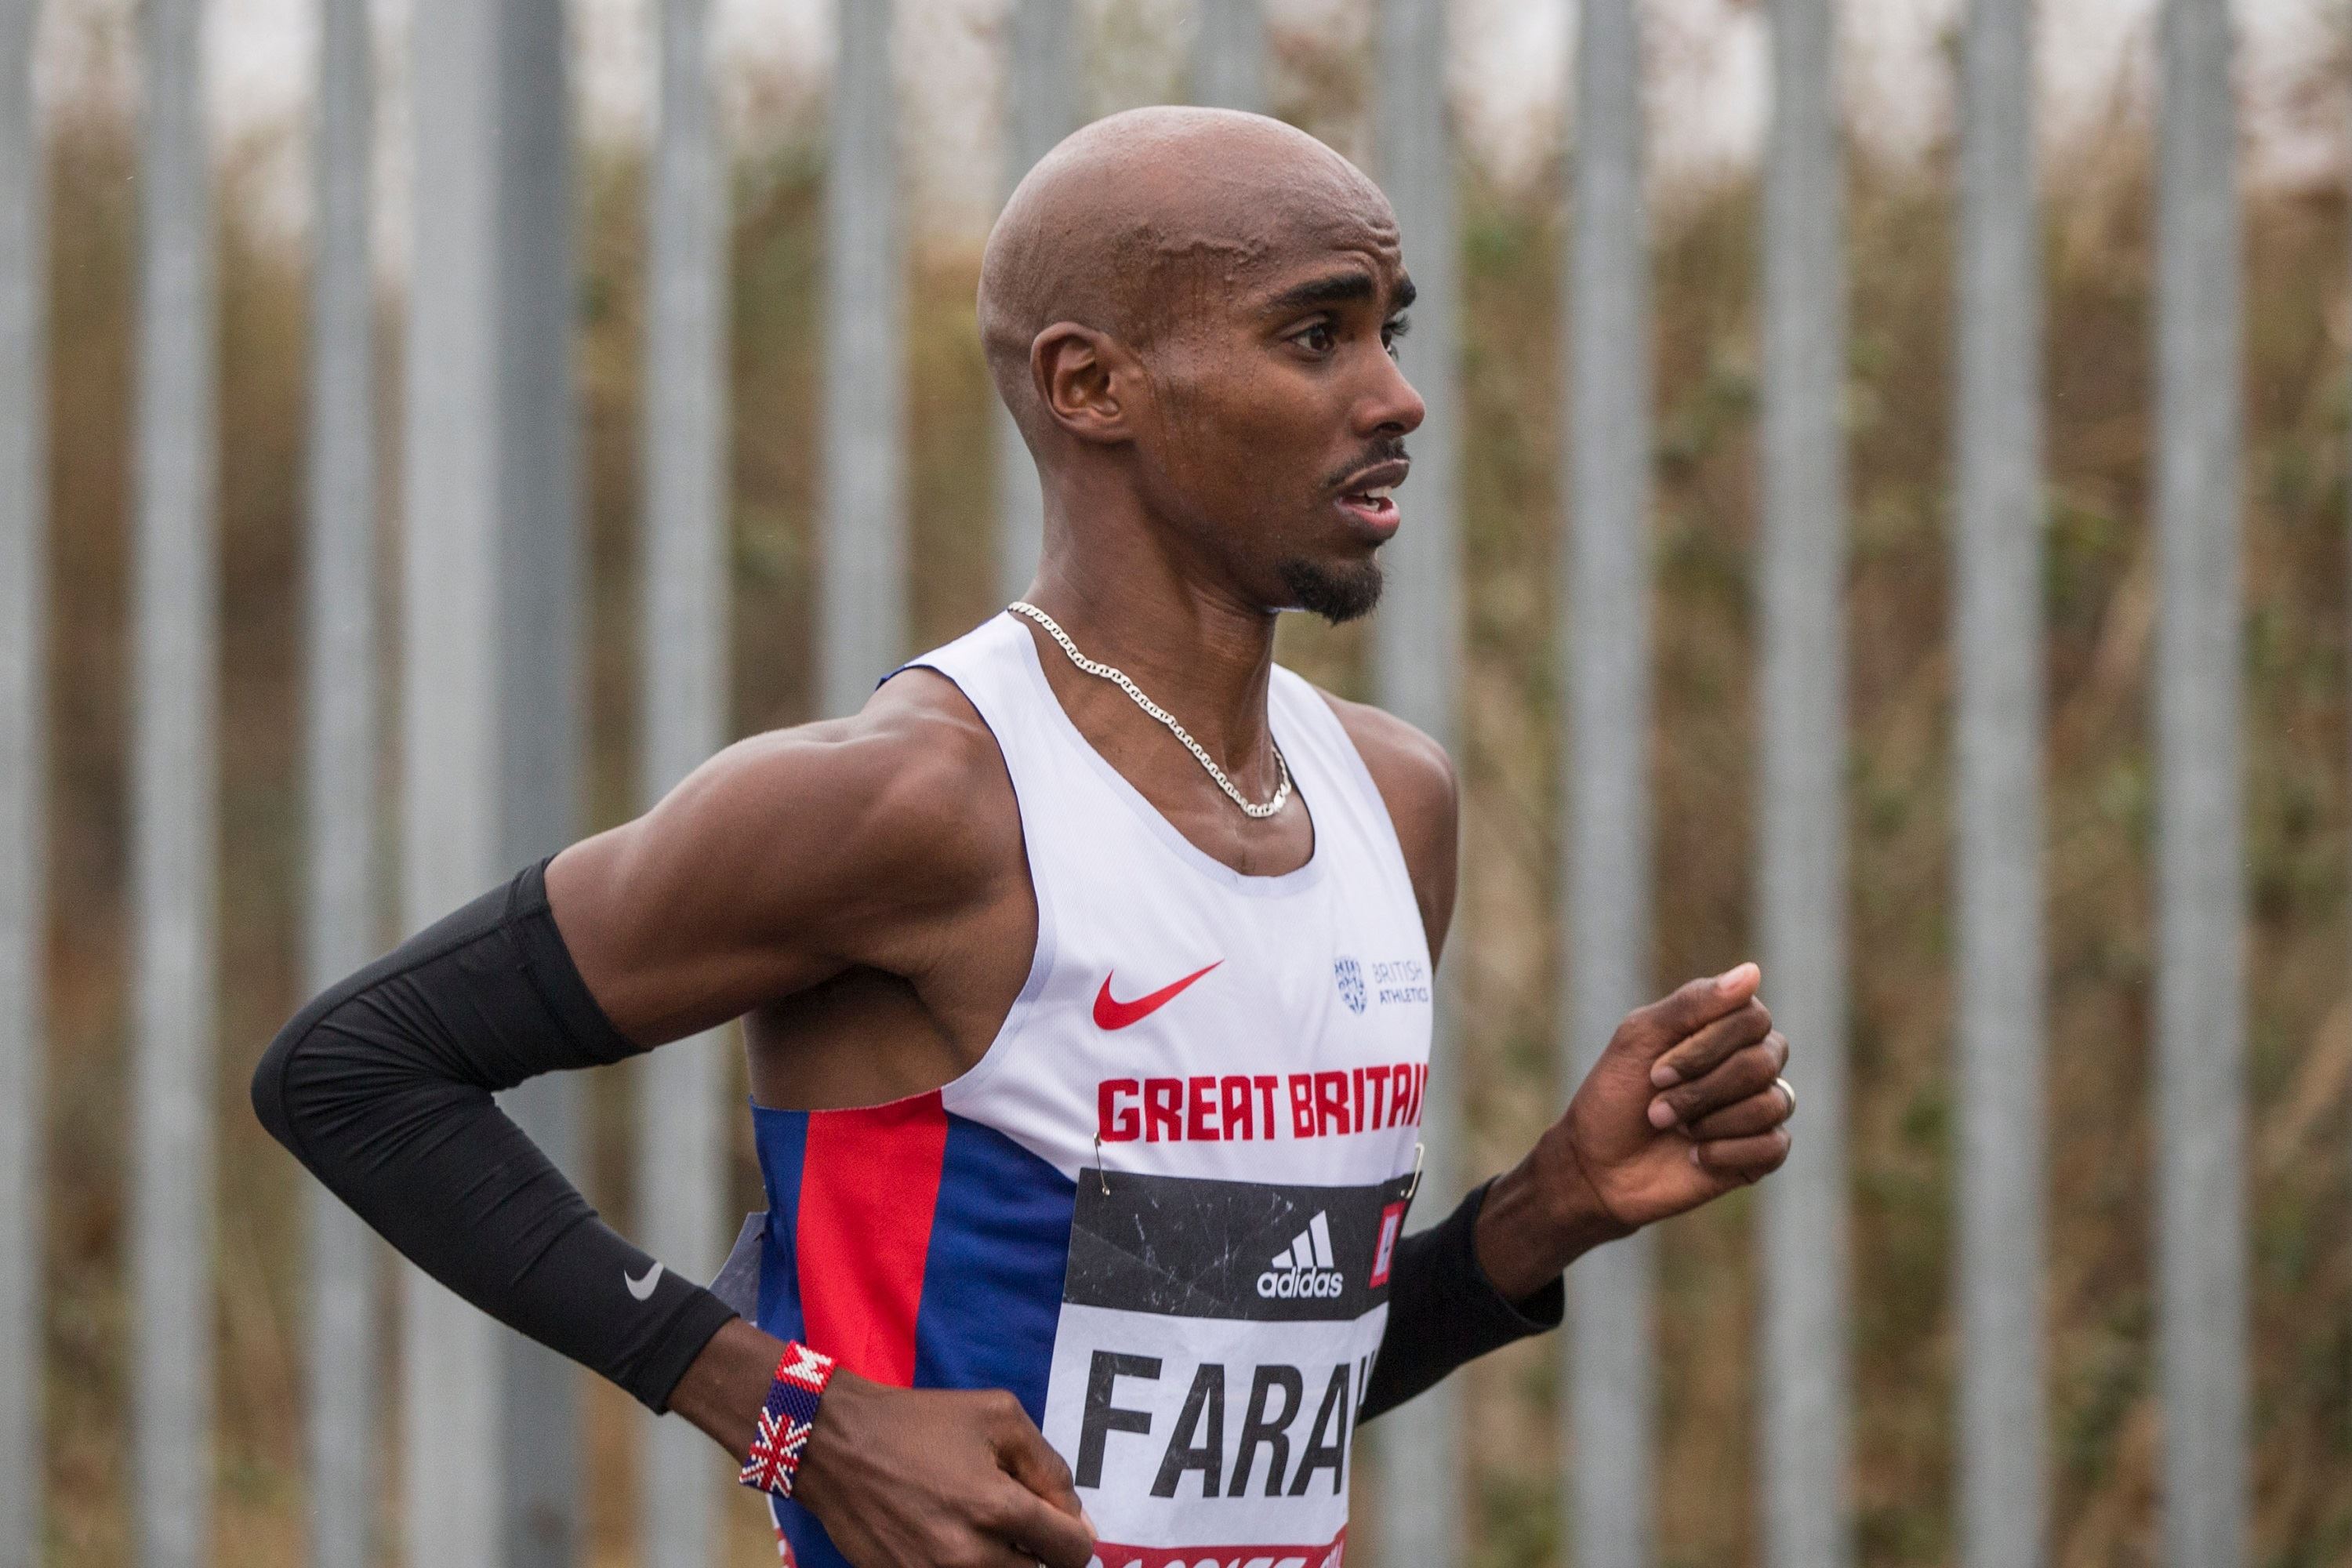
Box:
[978,107,1424,623]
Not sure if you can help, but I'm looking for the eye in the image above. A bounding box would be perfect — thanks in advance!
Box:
[1291,321,1338,355]
[1382,314,1411,358]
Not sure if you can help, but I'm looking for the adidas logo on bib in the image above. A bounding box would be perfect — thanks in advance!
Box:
[1256,1210,1345,1300]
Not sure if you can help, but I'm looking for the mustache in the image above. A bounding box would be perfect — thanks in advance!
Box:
[1320,439,1410,492]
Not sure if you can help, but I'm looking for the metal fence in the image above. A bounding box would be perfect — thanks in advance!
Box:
[0,1,2261,1566]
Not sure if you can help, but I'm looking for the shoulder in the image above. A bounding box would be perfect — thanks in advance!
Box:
[548,662,1033,1037]
[1316,690,1458,840]
[684,667,1020,908]
[1312,689,1460,956]
[851,668,1025,889]
[556,665,1023,968]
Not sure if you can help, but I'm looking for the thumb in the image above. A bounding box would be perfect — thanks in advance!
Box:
[1618,964,1759,1056]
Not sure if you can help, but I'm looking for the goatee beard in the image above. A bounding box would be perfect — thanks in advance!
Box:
[1279,557,1385,625]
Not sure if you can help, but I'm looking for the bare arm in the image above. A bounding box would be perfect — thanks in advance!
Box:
[257,673,1094,1568]
[546,670,1031,1047]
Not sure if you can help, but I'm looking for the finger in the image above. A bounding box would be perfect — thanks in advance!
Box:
[956,1539,1036,1568]
[1620,964,1761,1056]
[993,1407,1086,1521]
[1649,1033,1788,1130]
[1648,999,1773,1088]
[957,1534,1060,1568]
[981,1479,1098,1568]
[1691,1127,1791,1183]
[1682,1083,1793,1142]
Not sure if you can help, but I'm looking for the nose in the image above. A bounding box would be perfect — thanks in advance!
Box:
[1359,348,1426,438]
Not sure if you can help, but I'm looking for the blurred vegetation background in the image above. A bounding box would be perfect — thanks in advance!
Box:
[25,21,2352,1568]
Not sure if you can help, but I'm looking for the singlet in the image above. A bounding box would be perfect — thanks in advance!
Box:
[746,612,1434,1568]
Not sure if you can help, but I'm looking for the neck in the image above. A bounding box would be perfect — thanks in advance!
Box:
[1018,477,1281,770]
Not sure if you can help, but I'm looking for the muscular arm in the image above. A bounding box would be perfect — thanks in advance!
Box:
[249,858,738,1408]
[254,674,1098,1563]
[251,675,1027,1409]
[549,673,1029,1049]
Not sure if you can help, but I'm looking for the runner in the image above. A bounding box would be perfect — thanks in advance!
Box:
[255,106,1795,1568]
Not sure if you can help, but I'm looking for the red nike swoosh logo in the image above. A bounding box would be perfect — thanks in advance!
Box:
[1092,962,1222,1030]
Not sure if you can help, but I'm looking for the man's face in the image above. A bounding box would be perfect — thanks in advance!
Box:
[1123,193,1427,624]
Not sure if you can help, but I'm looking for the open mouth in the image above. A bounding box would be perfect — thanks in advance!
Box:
[1338,485,1400,535]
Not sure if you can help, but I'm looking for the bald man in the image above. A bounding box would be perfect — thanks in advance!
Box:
[256,108,1794,1567]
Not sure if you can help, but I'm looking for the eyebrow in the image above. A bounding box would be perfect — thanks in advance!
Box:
[1265,270,1417,315]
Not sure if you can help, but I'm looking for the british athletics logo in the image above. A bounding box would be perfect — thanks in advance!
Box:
[1332,956,1367,1014]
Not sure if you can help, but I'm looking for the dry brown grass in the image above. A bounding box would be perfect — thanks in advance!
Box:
[29,98,2352,1567]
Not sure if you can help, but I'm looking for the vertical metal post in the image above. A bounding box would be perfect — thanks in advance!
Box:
[1369,2,1461,1564]
[639,1,729,1563]
[1757,2,1849,1566]
[403,2,509,1559]
[1562,2,1653,1565]
[1192,0,1265,113]
[995,0,1076,603]
[401,5,584,1556]
[1954,2,2045,1566]
[0,4,44,1564]
[2154,3,2245,1564]
[492,8,585,1562]
[305,3,379,1566]
[130,1,219,1563]
[820,0,905,717]
[408,6,582,1557]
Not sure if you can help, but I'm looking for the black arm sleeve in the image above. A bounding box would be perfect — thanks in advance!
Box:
[1358,1178,1565,1422]
[250,858,739,1414]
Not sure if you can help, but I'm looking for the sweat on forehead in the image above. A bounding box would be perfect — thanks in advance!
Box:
[978,107,1396,408]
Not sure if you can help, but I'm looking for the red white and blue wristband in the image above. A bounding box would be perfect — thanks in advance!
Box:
[737,1341,838,1499]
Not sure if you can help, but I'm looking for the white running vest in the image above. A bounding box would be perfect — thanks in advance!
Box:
[912,612,1433,1567]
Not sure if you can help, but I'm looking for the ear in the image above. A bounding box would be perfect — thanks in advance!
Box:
[1031,323,1141,446]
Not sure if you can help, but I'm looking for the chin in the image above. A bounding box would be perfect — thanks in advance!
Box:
[1277,557,1385,625]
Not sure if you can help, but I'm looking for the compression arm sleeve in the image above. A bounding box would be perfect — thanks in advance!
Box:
[1358,1178,1565,1422]
[250,858,739,1414]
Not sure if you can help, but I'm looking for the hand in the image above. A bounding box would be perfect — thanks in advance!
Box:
[794,1368,1098,1568]
[1475,964,1795,1298]
[667,1323,1094,1568]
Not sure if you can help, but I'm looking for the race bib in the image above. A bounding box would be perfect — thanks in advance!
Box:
[1043,1168,1417,1566]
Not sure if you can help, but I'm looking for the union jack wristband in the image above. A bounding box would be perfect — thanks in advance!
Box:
[737,1341,838,1499]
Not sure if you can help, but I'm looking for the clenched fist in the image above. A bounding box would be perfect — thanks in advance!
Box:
[666,1322,1096,1568]
[1474,964,1795,1300]
[794,1370,1097,1568]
